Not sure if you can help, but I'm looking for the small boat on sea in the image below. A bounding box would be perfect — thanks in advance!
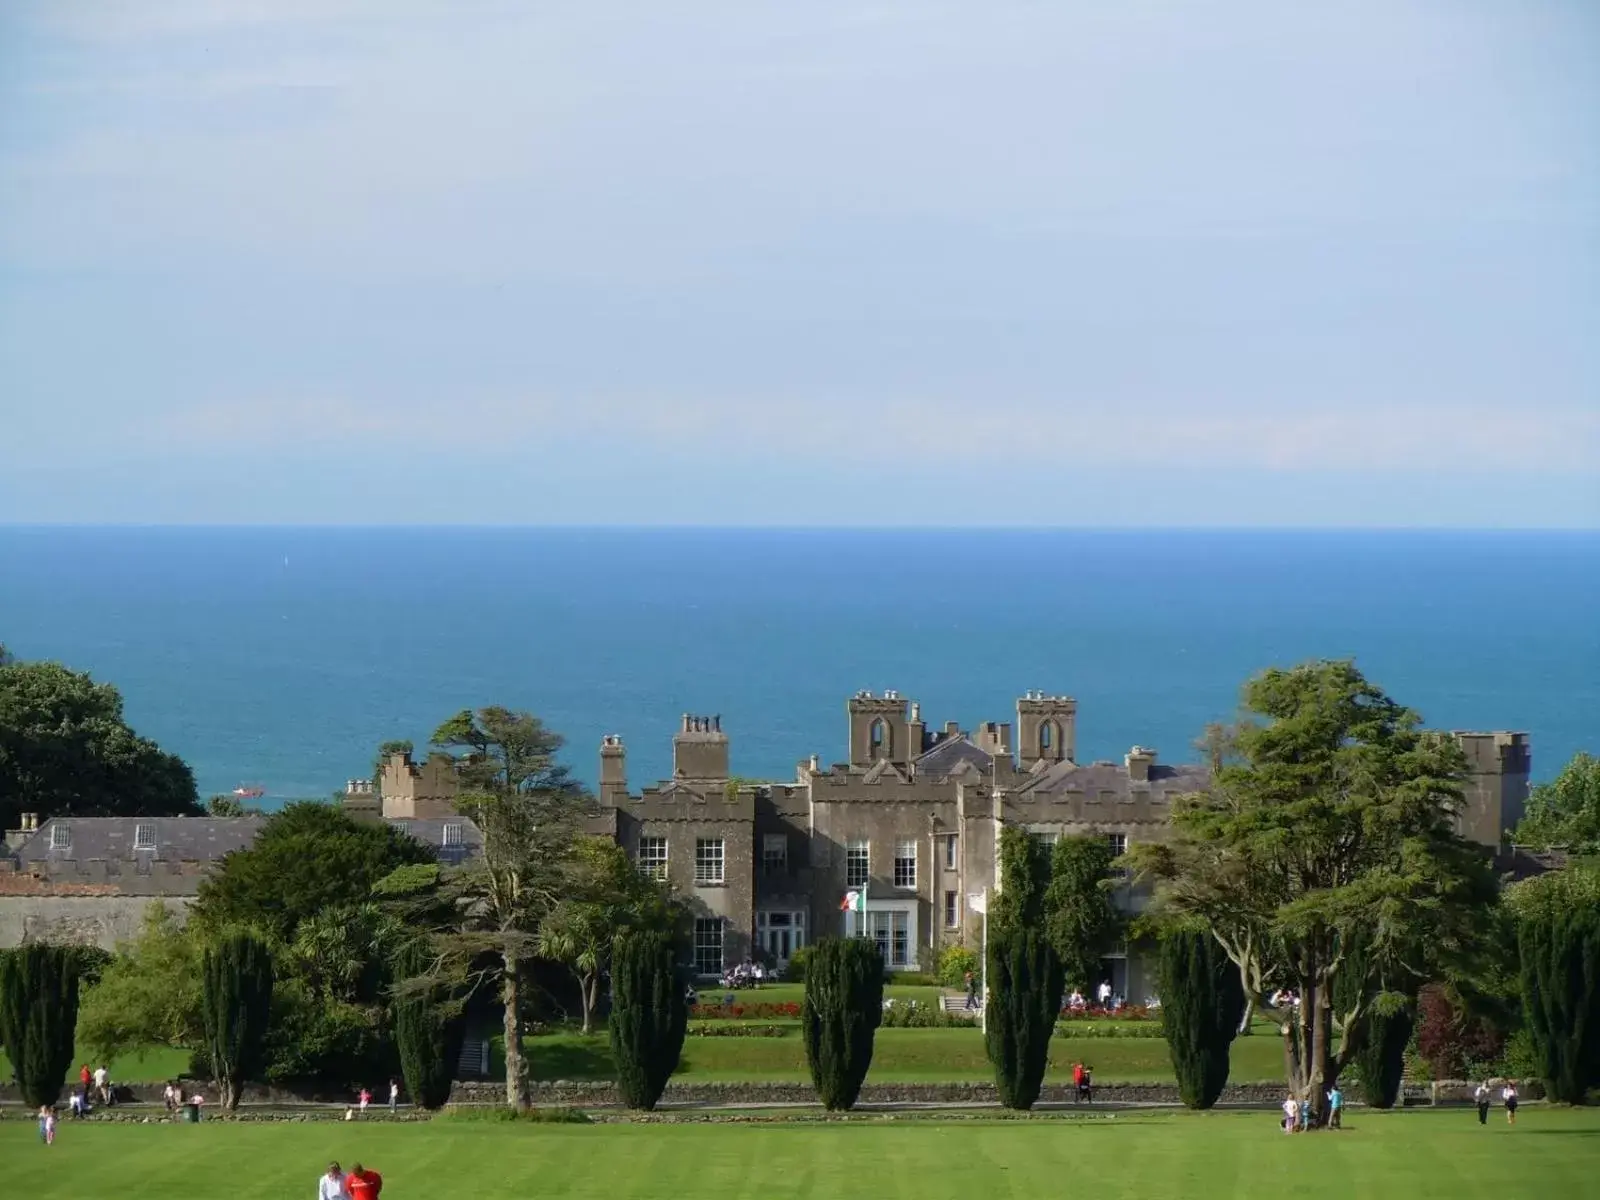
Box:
[232,785,266,799]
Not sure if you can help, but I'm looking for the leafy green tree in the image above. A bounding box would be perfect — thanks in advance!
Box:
[0,657,200,831]
[77,902,205,1063]
[289,903,407,1005]
[991,826,1050,932]
[1159,925,1246,1109]
[200,932,276,1110]
[1043,836,1123,994]
[1133,660,1497,1120]
[802,937,884,1111]
[419,707,590,1108]
[1513,752,1600,855]
[609,930,688,1111]
[984,925,1064,1110]
[193,801,433,943]
[205,794,263,818]
[539,837,686,1033]
[1508,863,1600,1103]
[0,944,82,1106]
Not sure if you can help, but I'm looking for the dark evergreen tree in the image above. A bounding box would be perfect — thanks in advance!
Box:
[1158,927,1246,1110]
[0,944,81,1107]
[392,981,467,1111]
[1351,1002,1413,1109]
[984,925,1065,1110]
[608,930,688,1110]
[200,932,275,1110]
[1519,907,1600,1104]
[802,937,884,1111]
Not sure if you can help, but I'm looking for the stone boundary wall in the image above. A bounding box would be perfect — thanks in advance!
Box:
[1,1078,1547,1109]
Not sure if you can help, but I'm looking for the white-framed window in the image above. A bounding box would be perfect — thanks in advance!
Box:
[757,910,807,961]
[50,824,71,851]
[893,839,917,889]
[942,835,957,871]
[762,833,787,874]
[442,822,463,847]
[1031,830,1059,849]
[133,823,156,851]
[944,890,959,928]
[695,838,725,885]
[693,917,724,975]
[864,910,911,967]
[845,838,870,888]
[638,836,668,881]
[1106,832,1129,879]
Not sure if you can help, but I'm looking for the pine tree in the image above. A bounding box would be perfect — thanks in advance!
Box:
[392,984,466,1111]
[1519,907,1600,1104]
[802,937,883,1111]
[1158,927,1246,1110]
[608,929,688,1111]
[0,944,81,1107]
[984,925,1065,1110]
[200,932,275,1110]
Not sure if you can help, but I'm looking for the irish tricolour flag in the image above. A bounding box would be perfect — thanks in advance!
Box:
[840,889,865,913]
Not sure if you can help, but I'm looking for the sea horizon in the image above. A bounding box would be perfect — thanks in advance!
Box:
[1,525,1595,804]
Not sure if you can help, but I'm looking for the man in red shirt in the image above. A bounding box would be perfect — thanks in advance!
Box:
[345,1163,382,1200]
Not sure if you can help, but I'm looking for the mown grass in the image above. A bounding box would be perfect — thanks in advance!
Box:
[4,1108,1597,1200]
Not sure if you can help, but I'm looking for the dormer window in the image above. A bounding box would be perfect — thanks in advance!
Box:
[50,823,71,851]
[442,823,463,848]
[134,823,156,851]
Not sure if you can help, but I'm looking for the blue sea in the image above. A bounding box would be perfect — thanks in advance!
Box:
[0,528,1595,801]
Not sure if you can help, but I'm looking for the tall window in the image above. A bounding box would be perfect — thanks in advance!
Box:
[944,890,959,928]
[1040,721,1055,749]
[694,838,725,885]
[1106,832,1129,879]
[1031,830,1059,850]
[133,823,156,851]
[864,910,911,967]
[638,836,668,880]
[50,824,71,851]
[869,718,889,756]
[762,834,787,874]
[942,835,957,871]
[845,838,870,888]
[442,822,463,847]
[693,918,724,975]
[893,839,917,889]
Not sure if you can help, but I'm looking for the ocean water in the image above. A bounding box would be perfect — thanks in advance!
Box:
[0,527,1594,802]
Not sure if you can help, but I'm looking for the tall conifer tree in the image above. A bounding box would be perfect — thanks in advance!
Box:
[802,937,883,1111]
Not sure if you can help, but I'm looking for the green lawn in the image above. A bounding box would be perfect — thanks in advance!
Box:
[522,1027,1287,1083]
[697,983,945,1008]
[0,1045,191,1087]
[4,1109,1596,1198]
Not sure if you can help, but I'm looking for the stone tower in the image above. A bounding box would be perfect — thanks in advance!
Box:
[1016,691,1077,767]
[848,691,910,765]
[1454,731,1531,848]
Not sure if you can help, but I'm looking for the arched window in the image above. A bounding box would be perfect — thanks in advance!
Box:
[1040,721,1056,750]
[870,718,887,756]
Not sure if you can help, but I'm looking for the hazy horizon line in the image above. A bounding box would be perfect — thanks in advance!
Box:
[4,523,1597,535]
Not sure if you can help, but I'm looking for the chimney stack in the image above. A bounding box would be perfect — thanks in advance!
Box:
[1125,746,1156,782]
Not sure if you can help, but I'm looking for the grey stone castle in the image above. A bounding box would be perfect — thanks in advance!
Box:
[2,689,1532,1000]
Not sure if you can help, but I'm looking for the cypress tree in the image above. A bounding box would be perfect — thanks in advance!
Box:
[608,929,688,1111]
[802,937,883,1111]
[1158,927,1245,1110]
[393,985,467,1111]
[200,932,275,1110]
[1351,1002,1413,1109]
[984,924,1065,1110]
[0,944,81,1107]
[1519,907,1600,1105]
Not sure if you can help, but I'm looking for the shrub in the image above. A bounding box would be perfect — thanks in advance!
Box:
[1518,907,1600,1104]
[609,930,687,1111]
[1416,983,1505,1081]
[1158,928,1244,1110]
[1053,1022,1164,1039]
[785,945,814,983]
[879,1001,967,1028]
[1352,1000,1413,1109]
[802,938,883,1111]
[201,931,275,1110]
[890,972,941,987]
[1058,1004,1159,1022]
[937,946,981,989]
[985,924,1064,1111]
[394,980,466,1111]
[438,1105,591,1123]
[0,944,82,1107]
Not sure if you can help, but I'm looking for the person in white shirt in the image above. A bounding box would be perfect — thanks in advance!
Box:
[1281,1095,1298,1134]
[1502,1082,1519,1125]
[1474,1081,1492,1125]
[318,1161,350,1200]
[388,1078,400,1113]
[92,1065,110,1104]
[1096,981,1112,1008]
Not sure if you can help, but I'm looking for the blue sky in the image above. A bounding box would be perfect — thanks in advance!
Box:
[1,1,1595,526]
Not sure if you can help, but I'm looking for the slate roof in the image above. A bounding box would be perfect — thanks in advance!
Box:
[387,817,484,865]
[13,817,266,865]
[1015,760,1210,797]
[913,735,995,778]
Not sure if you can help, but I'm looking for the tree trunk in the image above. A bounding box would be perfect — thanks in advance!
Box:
[580,973,596,1035]
[502,950,528,1109]
[1237,994,1255,1036]
[1308,980,1334,1126]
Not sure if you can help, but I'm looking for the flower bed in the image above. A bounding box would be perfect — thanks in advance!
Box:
[690,1002,802,1021]
[1058,1005,1158,1022]
[686,1024,794,1038]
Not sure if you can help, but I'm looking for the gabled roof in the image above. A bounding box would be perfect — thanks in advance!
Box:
[1014,760,1210,797]
[913,735,995,779]
[862,758,910,784]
